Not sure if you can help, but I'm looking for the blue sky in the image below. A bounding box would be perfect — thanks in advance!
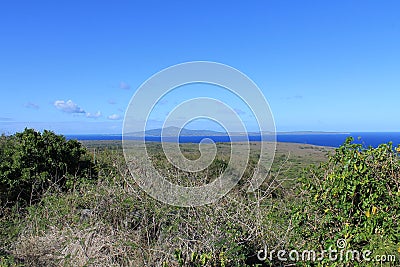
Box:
[1,0,399,134]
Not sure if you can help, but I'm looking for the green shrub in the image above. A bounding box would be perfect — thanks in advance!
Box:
[294,137,400,266]
[0,128,96,207]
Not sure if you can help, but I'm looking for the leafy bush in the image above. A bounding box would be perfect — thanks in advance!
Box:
[294,137,400,266]
[5,132,399,266]
[0,128,95,207]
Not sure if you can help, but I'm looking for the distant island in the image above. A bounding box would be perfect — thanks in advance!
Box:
[126,126,349,137]
[127,126,230,137]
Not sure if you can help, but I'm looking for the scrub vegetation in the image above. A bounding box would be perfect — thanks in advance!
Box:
[0,129,399,266]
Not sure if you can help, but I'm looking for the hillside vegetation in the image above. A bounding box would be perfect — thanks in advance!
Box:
[0,129,399,266]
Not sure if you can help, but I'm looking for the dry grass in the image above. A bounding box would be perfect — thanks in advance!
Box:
[3,142,331,266]
[14,223,144,267]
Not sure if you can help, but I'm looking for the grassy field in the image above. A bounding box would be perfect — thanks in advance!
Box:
[81,140,332,195]
[1,138,399,266]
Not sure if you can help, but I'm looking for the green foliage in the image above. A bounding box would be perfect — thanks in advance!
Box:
[4,133,399,266]
[0,128,96,207]
[294,137,400,266]
[0,254,23,267]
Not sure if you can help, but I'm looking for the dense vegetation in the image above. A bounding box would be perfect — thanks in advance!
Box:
[0,129,399,266]
[0,129,95,207]
[294,138,400,266]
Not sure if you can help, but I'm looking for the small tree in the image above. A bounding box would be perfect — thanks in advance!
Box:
[0,128,95,207]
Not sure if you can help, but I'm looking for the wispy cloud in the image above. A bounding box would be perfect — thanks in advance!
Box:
[233,108,246,115]
[0,117,13,121]
[286,95,303,100]
[86,111,102,118]
[157,99,168,105]
[108,99,117,105]
[119,82,131,90]
[25,102,39,109]
[54,100,85,113]
[108,114,121,120]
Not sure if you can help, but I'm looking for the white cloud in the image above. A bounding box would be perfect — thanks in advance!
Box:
[54,100,85,113]
[108,99,117,105]
[233,108,246,115]
[25,102,39,109]
[119,81,131,90]
[285,95,303,100]
[108,114,121,120]
[0,117,13,121]
[86,111,102,118]
[157,99,168,105]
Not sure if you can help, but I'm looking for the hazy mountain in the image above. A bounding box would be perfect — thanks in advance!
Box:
[128,126,228,137]
[127,127,345,137]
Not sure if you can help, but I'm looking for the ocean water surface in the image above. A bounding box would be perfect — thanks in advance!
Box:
[66,132,400,148]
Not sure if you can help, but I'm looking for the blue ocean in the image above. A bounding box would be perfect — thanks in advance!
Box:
[66,132,400,148]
